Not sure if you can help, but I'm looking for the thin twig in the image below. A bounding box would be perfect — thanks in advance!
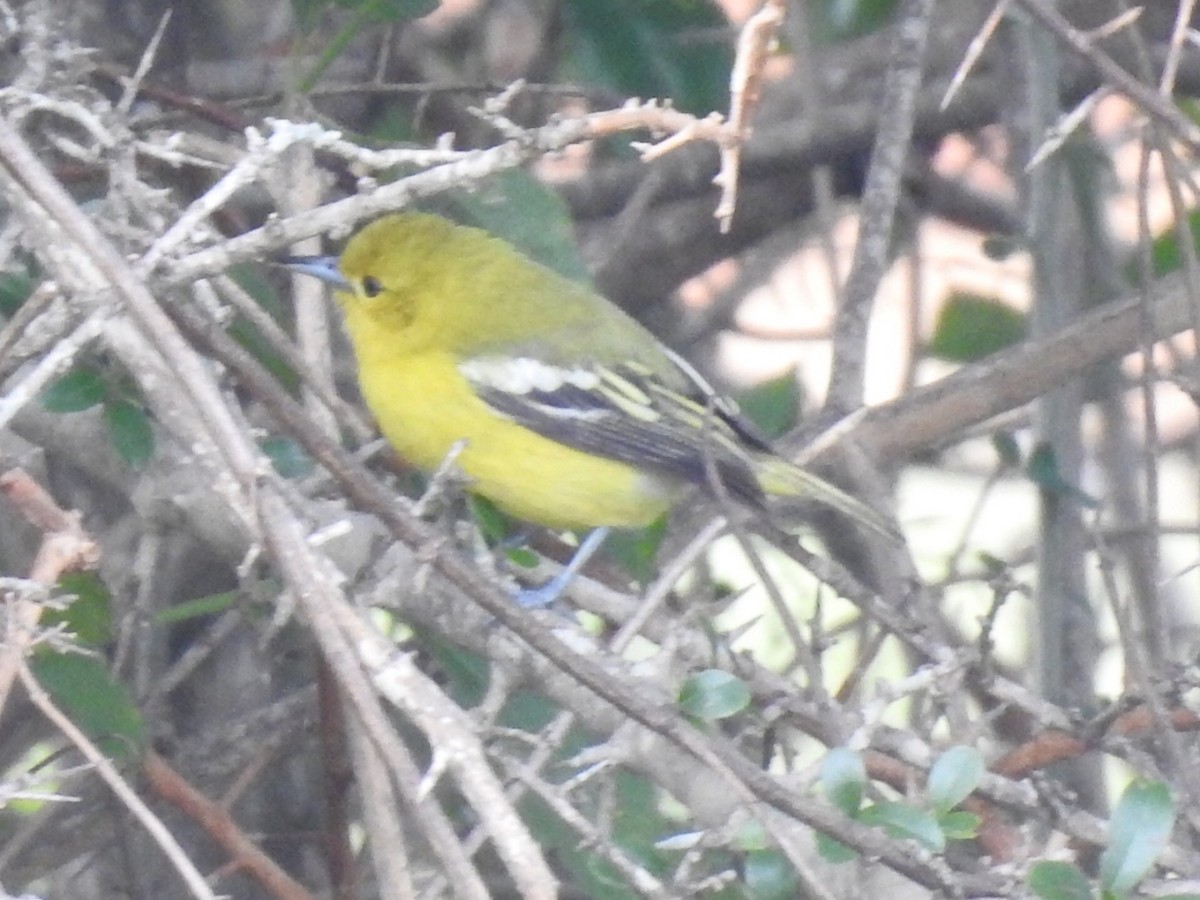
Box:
[1013,0,1200,147]
[141,750,315,900]
[20,667,218,900]
[826,0,935,412]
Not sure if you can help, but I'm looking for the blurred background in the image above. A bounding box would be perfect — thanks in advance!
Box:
[3,0,1200,898]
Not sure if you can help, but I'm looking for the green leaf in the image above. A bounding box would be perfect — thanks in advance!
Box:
[505,546,541,569]
[0,271,35,316]
[41,367,106,412]
[260,436,313,479]
[821,747,866,816]
[230,261,287,319]
[560,0,731,114]
[736,371,800,440]
[522,765,674,898]
[298,0,437,88]
[927,293,1027,362]
[1142,207,1200,278]
[927,745,984,814]
[104,399,155,467]
[859,801,945,852]
[992,431,1022,468]
[154,591,239,625]
[290,0,325,29]
[604,515,666,583]
[938,809,981,840]
[677,669,750,721]
[743,849,800,899]
[815,750,866,865]
[469,494,513,545]
[331,0,435,16]
[814,831,858,863]
[435,171,590,282]
[732,819,770,852]
[579,854,638,895]
[225,263,300,392]
[31,651,143,761]
[1028,861,1094,900]
[500,690,564,735]
[1025,443,1101,508]
[982,234,1023,261]
[1100,779,1175,896]
[228,317,299,395]
[977,551,1009,576]
[416,627,492,709]
[808,0,899,42]
[44,573,113,648]
[466,497,543,570]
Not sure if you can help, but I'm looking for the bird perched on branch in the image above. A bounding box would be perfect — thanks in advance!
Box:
[286,212,898,600]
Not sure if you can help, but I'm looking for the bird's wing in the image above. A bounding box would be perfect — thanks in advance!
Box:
[458,352,768,507]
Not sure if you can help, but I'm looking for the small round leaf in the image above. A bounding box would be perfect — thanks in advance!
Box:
[45,572,113,647]
[821,747,867,816]
[104,399,155,467]
[927,293,1026,362]
[1100,779,1175,896]
[1027,861,1093,900]
[677,669,750,721]
[31,651,143,761]
[815,831,859,864]
[928,745,984,813]
[42,368,105,412]
[260,436,312,478]
[859,801,945,852]
[938,809,982,840]
[743,849,799,899]
[991,430,1022,468]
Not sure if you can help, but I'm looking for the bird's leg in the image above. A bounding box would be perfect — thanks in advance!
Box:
[515,527,610,608]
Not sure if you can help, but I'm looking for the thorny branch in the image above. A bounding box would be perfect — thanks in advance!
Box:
[4,3,1200,898]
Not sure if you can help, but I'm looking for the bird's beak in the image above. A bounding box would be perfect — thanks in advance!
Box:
[280,255,351,291]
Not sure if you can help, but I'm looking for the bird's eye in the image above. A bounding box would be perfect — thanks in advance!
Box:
[361,276,383,298]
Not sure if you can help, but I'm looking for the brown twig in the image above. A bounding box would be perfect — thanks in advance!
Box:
[142,750,315,900]
[18,666,217,899]
[1,467,79,534]
[993,705,1200,780]
[316,660,358,900]
[0,468,100,716]
[714,0,786,231]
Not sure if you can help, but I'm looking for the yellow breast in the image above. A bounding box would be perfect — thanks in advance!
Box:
[355,348,676,530]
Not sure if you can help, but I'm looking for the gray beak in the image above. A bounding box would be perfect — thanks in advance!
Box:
[280,255,351,291]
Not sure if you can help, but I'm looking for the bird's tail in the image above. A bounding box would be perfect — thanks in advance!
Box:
[754,456,901,543]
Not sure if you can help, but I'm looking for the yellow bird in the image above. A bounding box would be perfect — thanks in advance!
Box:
[286,212,896,592]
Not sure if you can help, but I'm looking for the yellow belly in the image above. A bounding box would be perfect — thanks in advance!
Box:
[357,350,677,530]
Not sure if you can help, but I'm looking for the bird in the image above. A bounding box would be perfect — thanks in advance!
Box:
[285,212,898,601]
